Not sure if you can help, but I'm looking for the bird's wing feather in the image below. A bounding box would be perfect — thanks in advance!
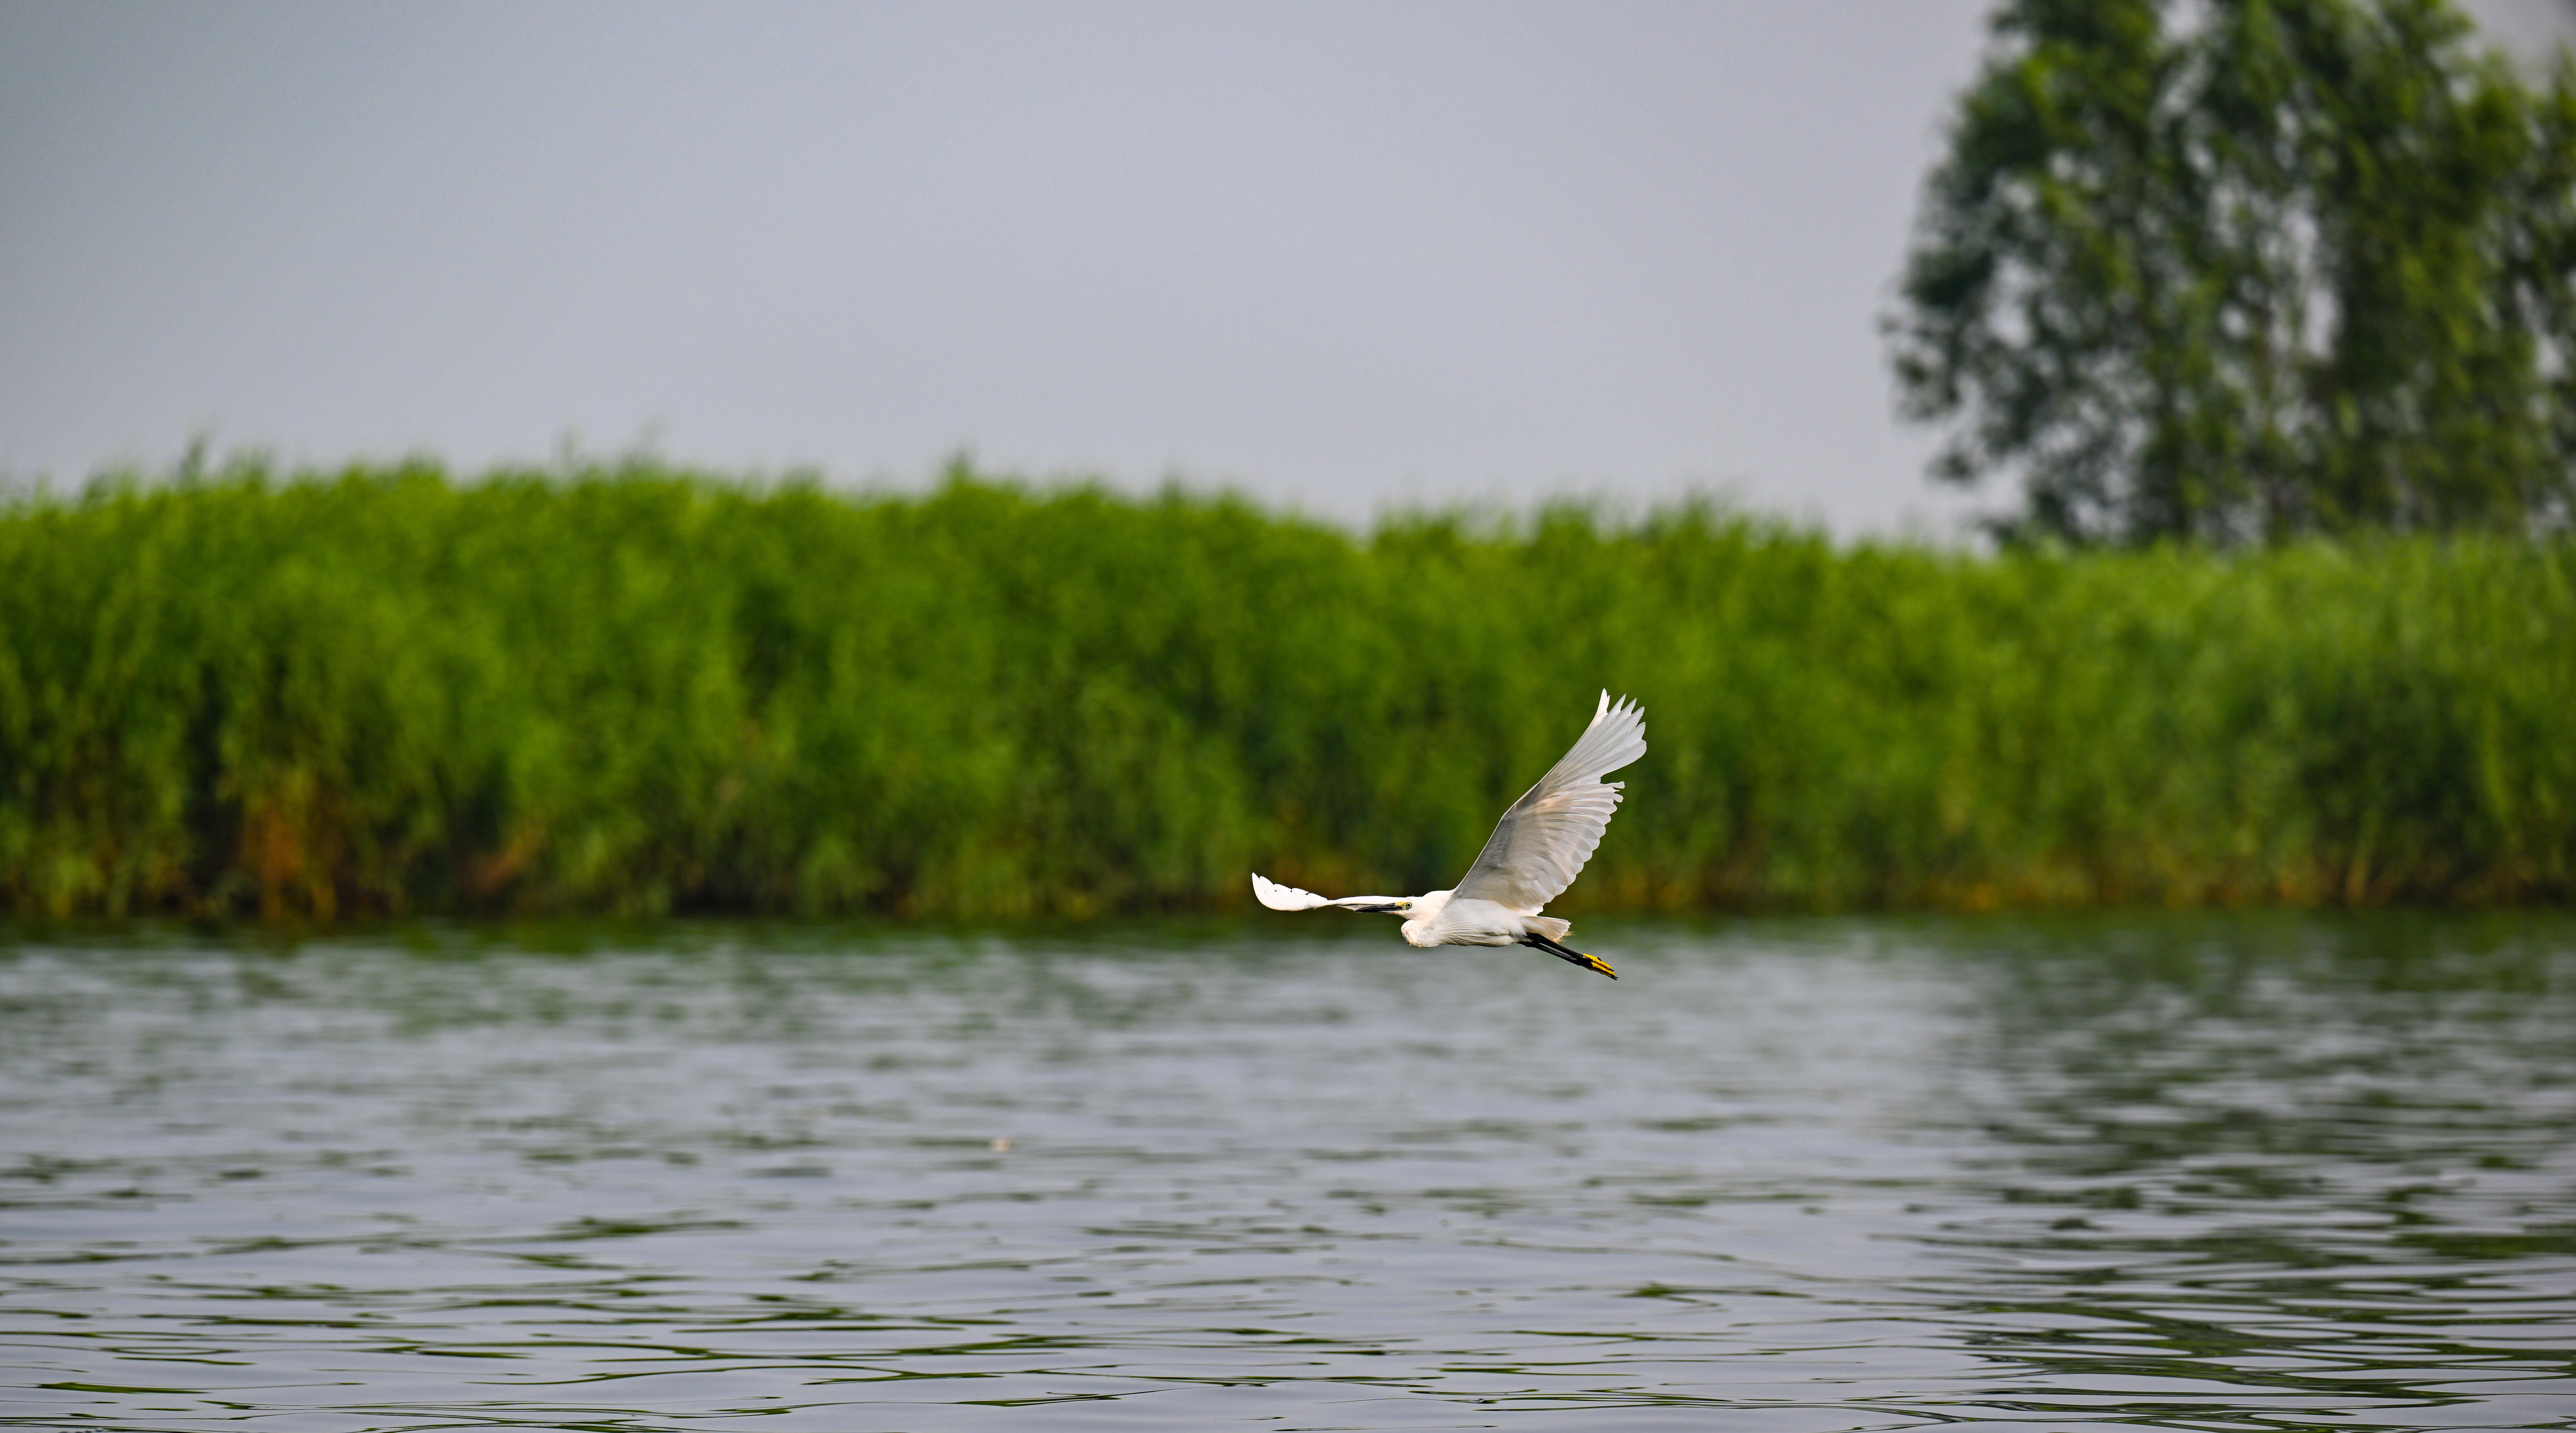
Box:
[1251,873,1410,913]
[1252,873,1332,910]
[1450,691,1646,914]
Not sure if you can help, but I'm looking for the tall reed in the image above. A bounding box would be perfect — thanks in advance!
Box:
[4,461,2569,918]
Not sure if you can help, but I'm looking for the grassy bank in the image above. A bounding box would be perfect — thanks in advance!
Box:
[3,461,2571,919]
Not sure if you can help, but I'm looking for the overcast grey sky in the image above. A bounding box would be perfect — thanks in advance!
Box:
[4,2,2571,536]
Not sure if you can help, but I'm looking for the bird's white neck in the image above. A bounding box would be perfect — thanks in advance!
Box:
[1398,889,1455,948]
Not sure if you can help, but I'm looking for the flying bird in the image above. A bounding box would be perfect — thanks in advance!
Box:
[1252,691,1645,979]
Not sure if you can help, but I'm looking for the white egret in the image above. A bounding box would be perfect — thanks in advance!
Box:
[1251,691,1645,979]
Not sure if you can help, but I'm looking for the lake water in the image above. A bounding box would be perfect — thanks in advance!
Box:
[4,914,2572,1431]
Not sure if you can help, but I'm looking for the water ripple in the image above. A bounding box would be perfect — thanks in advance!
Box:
[3,915,2571,1430]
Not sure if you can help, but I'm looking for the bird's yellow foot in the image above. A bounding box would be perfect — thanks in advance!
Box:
[1524,932,1617,979]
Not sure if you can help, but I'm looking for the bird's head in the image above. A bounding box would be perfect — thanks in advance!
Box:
[1397,889,1453,943]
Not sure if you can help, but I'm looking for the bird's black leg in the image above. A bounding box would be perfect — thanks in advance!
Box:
[1520,932,1617,980]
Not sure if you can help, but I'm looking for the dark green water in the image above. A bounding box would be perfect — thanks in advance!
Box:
[3,915,2571,1431]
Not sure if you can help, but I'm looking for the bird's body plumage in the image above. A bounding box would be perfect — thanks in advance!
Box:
[1251,691,1645,978]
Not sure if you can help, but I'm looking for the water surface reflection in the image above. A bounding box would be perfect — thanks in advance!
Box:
[3,915,2570,1430]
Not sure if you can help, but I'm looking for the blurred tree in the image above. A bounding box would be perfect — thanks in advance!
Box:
[1889,0,2576,545]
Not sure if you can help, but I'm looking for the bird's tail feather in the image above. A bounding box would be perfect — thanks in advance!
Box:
[1526,916,1570,942]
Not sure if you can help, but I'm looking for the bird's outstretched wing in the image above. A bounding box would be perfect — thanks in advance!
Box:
[1251,873,1407,914]
[1450,691,1646,914]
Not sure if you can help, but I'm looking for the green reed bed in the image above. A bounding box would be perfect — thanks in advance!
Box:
[3,461,2570,918]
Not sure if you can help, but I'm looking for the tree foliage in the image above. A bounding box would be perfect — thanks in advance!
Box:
[1890,0,2576,544]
